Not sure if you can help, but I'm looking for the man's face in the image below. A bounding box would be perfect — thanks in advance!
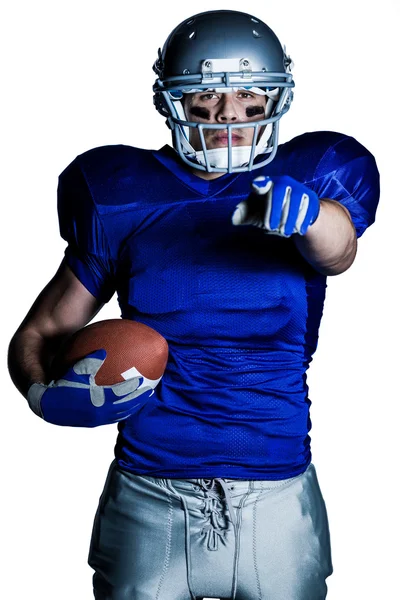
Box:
[183,89,267,151]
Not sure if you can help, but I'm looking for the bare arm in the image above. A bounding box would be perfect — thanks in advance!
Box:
[8,260,104,398]
[293,199,358,276]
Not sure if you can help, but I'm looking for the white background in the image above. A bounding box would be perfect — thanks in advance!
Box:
[1,0,399,598]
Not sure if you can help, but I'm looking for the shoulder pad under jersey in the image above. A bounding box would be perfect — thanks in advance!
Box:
[275,131,380,238]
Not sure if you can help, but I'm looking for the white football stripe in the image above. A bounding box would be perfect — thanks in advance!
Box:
[121,365,162,390]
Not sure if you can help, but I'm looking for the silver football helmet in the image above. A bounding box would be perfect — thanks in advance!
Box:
[153,10,294,174]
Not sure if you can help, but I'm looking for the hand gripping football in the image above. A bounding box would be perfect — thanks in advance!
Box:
[51,319,169,387]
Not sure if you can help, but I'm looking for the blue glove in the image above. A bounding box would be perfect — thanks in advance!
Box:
[232,175,320,237]
[27,349,158,427]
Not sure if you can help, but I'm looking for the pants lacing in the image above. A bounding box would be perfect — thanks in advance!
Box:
[166,477,254,600]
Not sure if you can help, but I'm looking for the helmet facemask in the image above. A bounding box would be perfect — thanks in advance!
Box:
[165,84,291,172]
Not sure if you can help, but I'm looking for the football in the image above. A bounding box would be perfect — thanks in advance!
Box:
[51,319,169,386]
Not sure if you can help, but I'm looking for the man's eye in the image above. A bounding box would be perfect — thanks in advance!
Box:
[200,93,218,100]
[238,92,253,99]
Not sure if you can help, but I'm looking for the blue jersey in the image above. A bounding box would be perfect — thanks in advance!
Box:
[58,131,379,479]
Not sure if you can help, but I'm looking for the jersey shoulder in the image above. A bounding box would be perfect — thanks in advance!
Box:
[71,144,157,207]
[75,143,152,171]
[57,145,155,261]
[275,130,376,180]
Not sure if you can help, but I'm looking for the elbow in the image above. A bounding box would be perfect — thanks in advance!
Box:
[316,237,358,276]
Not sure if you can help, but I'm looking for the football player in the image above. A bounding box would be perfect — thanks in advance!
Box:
[8,10,379,600]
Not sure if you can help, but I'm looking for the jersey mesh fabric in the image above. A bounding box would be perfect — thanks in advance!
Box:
[57,131,379,479]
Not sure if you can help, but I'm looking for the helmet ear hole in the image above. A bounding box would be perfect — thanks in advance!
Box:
[153,92,169,117]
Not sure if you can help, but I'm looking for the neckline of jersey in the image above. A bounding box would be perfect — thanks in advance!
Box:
[152,145,242,197]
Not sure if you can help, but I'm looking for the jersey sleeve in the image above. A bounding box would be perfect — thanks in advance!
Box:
[57,158,116,302]
[307,135,380,238]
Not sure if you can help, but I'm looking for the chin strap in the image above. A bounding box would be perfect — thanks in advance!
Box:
[189,134,273,169]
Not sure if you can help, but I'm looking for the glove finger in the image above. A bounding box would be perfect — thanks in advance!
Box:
[251,175,272,196]
[73,349,107,378]
[112,406,141,423]
[111,377,141,396]
[55,378,91,389]
[53,354,105,385]
[299,211,316,236]
[90,385,105,408]
[267,181,286,231]
[232,201,249,226]
[308,190,320,225]
[251,177,273,229]
[298,190,320,235]
[113,385,154,405]
[232,177,273,228]
[112,398,150,419]
[54,366,90,385]
[294,193,310,234]
[283,188,303,236]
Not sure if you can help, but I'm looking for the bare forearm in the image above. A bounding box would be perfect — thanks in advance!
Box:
[8,329,64,398]
[293,198,357,275]
[8,263,104,400]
